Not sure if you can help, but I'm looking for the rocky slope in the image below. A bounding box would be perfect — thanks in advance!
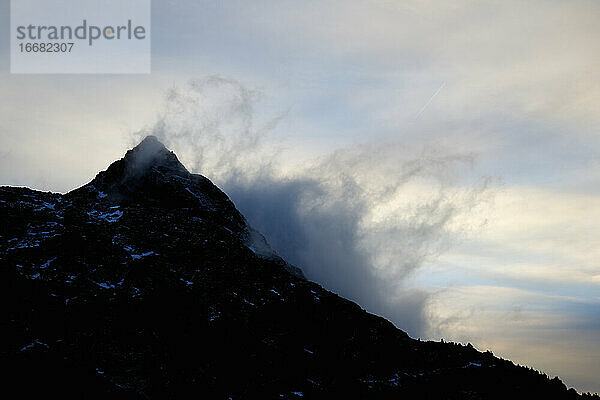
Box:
[0,136,596,399]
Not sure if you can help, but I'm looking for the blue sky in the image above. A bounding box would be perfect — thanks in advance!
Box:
[1,0,599,393]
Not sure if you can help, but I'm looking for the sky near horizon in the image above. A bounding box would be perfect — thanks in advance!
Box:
[1,0,599,393]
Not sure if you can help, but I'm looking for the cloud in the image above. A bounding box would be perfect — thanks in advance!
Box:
[134,77,494,337]
[448,186,600,288]
[420,184,600,392]
[229,0,600,130]
[427,285,600,393]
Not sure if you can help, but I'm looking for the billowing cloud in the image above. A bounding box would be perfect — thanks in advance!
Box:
[134,77,494,336]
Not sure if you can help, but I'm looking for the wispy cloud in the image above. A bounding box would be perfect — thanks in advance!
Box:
[134,78,494,337]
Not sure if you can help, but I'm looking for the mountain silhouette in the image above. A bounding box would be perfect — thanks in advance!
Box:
[0,137,596,399]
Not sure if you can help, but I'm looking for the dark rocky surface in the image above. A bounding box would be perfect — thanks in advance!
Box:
[1,137,597,399]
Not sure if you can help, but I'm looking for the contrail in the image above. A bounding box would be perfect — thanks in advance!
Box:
[415,81,446,120]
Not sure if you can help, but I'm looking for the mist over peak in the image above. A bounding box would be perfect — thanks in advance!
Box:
[131,135,169,157]
[122,134,188,175]
[132,77,496,337]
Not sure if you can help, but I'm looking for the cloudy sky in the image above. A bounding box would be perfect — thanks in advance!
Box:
[1,0,599,393]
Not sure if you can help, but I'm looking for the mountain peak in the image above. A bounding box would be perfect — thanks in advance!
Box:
[78,135,190,196]
[137,134,162,146]
[66,136,250,234]
[69,137,205,206]
[123,135,189,176]
[132,135,166,155]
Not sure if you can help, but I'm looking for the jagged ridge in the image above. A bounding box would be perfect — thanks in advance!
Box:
[0,137,595,399]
